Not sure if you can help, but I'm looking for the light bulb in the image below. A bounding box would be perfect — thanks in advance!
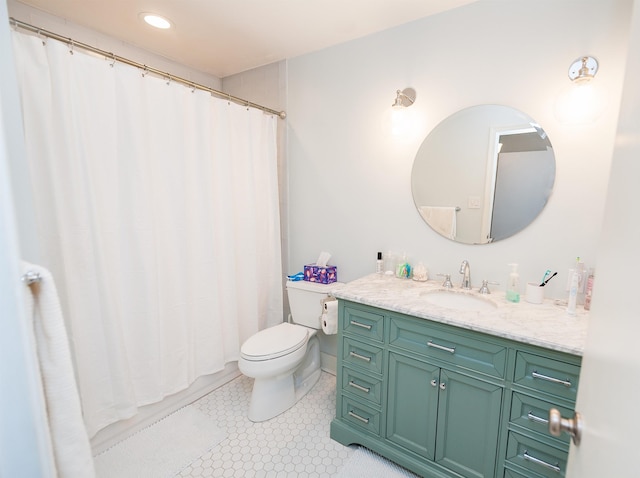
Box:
[555,82,605,124]
[141,13,172,29]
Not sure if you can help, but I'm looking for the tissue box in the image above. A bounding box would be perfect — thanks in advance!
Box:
[303,264,337,284]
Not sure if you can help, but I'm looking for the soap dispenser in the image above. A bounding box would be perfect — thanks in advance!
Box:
[506,263,520,303]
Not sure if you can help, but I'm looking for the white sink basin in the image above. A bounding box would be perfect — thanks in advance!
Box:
[420,290,497,312]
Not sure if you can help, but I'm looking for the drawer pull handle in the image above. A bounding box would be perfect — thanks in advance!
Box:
[527,411,549,425]
[349,351,372,363]
[427,341,456,354]
[532,370,572,387]
[348,410,370,424]
[348,380,371,393]
[350,320,372,330]
[523,450,561,473]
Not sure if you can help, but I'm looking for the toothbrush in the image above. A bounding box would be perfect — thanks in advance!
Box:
[540,269,551,284]
[540,271,557,287]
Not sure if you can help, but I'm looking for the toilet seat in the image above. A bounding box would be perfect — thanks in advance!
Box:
[240,323,309,361]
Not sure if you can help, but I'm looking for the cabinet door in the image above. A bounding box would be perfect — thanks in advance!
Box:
[434,369,503,478]
[386,353,439,459]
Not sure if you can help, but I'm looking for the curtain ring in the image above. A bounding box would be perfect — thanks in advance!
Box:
[68,39,74,55]
[109,53,116,68]
[141,66,148,77]
[166,75,172,86]
[37,28,47,45]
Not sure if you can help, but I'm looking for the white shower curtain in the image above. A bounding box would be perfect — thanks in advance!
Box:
[12,31,283,437]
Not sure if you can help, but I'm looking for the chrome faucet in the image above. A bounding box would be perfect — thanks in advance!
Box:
[459,260,471,290]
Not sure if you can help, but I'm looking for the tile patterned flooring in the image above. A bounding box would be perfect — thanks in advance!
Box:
[176,371,355,477]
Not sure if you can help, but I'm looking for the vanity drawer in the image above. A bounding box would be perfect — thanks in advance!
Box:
[341,366,383,406]
[505,432,568,477]
[509,392,572,446]
[342,337,384,376]
[343,306,384,343]
[389,315,507,378]
[513,352,580,401]
[340,395,381,437]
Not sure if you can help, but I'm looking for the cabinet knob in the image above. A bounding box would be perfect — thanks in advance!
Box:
[548,408,582,445]
[439,382,446,390]
[430,379,438,387]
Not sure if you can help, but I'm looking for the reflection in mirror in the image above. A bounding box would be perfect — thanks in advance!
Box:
[411,105,555,244]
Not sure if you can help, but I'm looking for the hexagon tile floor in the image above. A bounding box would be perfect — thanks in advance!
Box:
[175,371,356,477]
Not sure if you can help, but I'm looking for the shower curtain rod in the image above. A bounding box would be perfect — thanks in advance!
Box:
[9,17,287,119]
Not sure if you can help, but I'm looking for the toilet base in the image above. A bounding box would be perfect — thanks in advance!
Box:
[247,335,321,422]
[294,335,321,402]
[248,373,296,422]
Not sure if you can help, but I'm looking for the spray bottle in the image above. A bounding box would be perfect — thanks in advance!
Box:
[506,263,520,303]
[584,268,595,310]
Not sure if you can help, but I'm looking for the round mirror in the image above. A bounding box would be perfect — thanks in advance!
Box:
[411,105,555,244]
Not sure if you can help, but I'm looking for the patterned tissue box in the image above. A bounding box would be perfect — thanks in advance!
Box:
[303,264,337,284]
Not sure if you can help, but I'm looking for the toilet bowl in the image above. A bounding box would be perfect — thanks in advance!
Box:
[238,280,341,422]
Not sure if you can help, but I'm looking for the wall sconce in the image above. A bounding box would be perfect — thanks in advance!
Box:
[555,55,604,124]
[389,87,418,136]
[568,56,598,84]
[392,88,416,108]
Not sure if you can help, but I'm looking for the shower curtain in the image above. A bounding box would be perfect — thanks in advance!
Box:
[12,31,283,437]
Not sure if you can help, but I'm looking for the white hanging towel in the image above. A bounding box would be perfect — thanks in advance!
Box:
[419,206,457,240]
[22,262,96,478]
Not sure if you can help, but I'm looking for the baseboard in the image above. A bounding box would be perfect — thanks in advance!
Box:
[321,352,336,375]
[90,362,241,455]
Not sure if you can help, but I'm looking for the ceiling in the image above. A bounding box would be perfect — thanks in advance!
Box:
[15,0,477,78]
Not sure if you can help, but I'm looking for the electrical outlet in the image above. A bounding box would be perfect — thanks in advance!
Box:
[468,196,481,209]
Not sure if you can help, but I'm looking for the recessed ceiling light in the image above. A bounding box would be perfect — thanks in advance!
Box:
[140,13,172,30]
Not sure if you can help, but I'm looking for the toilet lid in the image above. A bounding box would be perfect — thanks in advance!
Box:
[241,323,309,361]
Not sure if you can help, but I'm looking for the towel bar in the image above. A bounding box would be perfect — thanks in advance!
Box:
[22,271,42,285]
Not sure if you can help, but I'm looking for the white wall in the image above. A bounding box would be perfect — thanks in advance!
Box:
[286,0,632,301]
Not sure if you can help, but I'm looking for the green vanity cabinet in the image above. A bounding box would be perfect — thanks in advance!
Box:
[387,313,505,478]
[330,300,582,478]
[387,353,503,477]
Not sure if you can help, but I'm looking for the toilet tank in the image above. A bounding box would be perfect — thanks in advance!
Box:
[286,280,343,329]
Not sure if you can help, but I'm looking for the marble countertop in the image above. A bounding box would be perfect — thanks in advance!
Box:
[331,274,589,356]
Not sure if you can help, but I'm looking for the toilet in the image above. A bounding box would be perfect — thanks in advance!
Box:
[238,279,342,422]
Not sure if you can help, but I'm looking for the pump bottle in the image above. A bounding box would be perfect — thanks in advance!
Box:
[506,263,520,303]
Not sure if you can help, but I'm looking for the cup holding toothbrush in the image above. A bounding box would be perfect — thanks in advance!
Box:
[525,282,545,304]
